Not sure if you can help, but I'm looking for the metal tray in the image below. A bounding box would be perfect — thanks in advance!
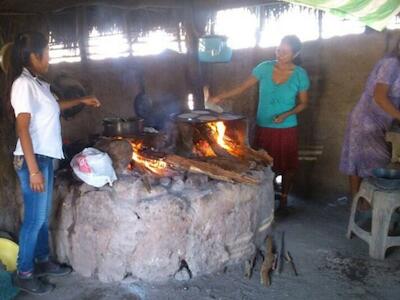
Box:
[171,110,245,124]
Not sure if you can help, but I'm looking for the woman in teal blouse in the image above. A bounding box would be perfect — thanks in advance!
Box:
[210,35,310,211]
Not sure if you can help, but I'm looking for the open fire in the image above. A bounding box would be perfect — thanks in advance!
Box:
[204,121,245,158]
[129,141,170,176]
[98,110,273,185]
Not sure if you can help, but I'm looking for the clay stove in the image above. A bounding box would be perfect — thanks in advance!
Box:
[50,110,275,283]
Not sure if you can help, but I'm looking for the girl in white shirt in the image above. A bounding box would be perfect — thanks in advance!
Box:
[6,31,100,295]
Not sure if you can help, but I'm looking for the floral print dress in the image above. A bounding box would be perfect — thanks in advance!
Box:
[340,57,400,177]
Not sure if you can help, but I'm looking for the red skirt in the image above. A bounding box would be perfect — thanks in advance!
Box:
[254,126,299,173]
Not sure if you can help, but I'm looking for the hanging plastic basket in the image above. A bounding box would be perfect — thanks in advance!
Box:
[198,35,232,63]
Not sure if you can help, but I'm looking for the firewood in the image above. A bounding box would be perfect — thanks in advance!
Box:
[196,124,273,166]
[95,137,263,184]
[202,157,254,173]
[245,148,274,166]
[260,236,274,286]
[165,154,260,185]
[195,125,237,159]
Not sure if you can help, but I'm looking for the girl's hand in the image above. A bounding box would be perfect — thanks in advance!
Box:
[81,96,101,107]
[273,114,287,123]
[30,171,45,193]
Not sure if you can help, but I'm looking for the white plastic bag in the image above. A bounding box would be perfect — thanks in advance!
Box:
[70,147,117,187]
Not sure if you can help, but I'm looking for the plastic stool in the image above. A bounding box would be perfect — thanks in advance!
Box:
[346,180,400,259]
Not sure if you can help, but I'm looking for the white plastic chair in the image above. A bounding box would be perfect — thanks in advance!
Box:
[347,180,400,259]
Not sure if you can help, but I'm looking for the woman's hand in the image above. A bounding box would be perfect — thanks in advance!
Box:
[30,171,45,193]
[206,76,258,104]
[81,96,101,107]
[273,114,287,123]
[208,96,223,104]
[374,83,400,121]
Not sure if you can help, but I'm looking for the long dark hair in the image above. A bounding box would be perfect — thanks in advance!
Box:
[281,35,302,65]
[4,31,48,118]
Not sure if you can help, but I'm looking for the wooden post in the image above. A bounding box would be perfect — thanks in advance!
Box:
[77,6,88,63]
[123,11,133,57]
[183,3,207,110]
[318,10,323,40]
[256,5,265,47]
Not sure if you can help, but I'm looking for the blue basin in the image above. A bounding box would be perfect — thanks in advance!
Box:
[372,168,400,179]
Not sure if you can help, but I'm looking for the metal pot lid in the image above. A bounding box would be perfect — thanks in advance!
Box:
[103,117,144,124]
[172,110,245,124]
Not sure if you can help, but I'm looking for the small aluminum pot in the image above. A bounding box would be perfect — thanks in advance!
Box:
[102,117,144,137]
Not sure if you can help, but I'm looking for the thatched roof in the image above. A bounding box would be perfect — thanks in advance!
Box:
[1,0,296,46]
[0,0,326,50]
[0,0,279,14]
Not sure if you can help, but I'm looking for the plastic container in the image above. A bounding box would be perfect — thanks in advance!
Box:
[0,238,18,272]
[198,35,232,63]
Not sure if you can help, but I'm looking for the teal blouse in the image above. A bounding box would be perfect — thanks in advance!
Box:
[252,60,310,128]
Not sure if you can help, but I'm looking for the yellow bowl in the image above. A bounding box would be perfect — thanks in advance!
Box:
[0,238,18,272]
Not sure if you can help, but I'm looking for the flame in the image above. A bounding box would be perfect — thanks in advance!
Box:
[215,122,226,146]
[192,121,246,158]
[129,141,169,175]
[208,121,229,150]
[207,121,244,157]
[194,140,216,157]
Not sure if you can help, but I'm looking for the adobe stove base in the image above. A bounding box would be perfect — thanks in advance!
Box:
[50,168,274,283]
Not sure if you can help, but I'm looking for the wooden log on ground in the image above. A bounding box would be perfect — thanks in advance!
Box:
[260,235,274,286]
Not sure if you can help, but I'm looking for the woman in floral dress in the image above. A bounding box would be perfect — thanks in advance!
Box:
[340,41,400,197]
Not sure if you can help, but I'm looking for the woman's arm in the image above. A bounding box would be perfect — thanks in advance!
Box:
[210,76,258,103]
[274,91,309,123]
[373,83,400,121]
[16,113,45,193]
[58,95,101,111]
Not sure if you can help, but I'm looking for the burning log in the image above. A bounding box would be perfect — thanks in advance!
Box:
[130,142,171,177]
[195,122,273,166]
[165,154,260,185]
[92,133,262,185]
[193,123,235,158]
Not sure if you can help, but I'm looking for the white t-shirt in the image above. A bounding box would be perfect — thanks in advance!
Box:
[11,68,64,159]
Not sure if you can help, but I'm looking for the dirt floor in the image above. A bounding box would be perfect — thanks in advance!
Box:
[15,194,400,300]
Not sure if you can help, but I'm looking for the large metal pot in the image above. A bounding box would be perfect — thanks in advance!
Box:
[102,117,144,137]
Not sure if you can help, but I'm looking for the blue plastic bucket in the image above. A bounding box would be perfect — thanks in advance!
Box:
[198,35,232,63]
